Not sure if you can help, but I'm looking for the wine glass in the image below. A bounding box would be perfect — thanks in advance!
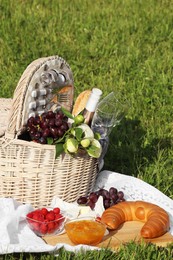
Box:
[91,91,128,163]
[91,92,128,138]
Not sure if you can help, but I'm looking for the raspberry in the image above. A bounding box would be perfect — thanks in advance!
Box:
[55,213,64,225]
[54,222,58,229]
[27,212,33,219]
[41,208,48,216]
[32,213,41,221]
[40,223,48,235]
[46,212,55,221]
[53,207,60,214]
[47,222,55,233]
[55,213,63,220]
[27,218,34,224]
[32,212,44,222]
[31,222,40,231]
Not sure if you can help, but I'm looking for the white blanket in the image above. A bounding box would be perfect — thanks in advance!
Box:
[0,170,173,254]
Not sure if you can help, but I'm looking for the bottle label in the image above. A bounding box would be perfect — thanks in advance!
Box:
[85,98,98,112]
[85,88,102,112]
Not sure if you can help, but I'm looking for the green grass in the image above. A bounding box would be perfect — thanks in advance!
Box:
[0,0,173,259]
[1,242,173,260]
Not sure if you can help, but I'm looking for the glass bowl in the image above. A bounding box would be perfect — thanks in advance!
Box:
[26,207,66,237]
[64,216,106,245]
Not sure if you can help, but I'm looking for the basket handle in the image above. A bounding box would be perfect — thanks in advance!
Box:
[5,56,74,139]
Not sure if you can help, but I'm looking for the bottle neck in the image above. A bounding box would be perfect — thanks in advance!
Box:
[85,98,99,112]
[83,110,95,125]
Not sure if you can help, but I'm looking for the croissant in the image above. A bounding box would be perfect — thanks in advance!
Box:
[101,200,170,238]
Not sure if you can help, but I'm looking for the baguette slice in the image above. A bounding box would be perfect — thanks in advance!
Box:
[72,90,91,116]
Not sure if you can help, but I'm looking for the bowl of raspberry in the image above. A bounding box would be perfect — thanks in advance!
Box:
[26,207,66,236]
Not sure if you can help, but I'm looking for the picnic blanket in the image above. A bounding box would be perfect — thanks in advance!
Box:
[0,170,173,255]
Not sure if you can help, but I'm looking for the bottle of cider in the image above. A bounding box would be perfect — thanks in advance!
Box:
[83,88,102,125]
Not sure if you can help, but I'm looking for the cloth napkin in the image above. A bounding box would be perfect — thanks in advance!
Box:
[0,170,172,255]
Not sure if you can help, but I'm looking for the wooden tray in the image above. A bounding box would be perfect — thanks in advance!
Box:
[43,221,173,250]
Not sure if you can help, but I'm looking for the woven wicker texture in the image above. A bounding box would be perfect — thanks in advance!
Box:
[0,98,12,137]
[0,56,99,207]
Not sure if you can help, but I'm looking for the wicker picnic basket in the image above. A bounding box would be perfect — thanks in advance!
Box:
[0,56,99,207]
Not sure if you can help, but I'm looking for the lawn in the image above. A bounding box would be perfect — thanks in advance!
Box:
[0,0,173,259]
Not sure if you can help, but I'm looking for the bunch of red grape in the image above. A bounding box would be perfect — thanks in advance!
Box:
[26,110,69,144]
[77,187,125,210]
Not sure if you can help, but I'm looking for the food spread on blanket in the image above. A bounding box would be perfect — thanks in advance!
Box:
[23,87,170,244]
[26,187,170,245]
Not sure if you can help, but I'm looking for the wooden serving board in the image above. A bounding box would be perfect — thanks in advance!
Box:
[43,221,173,250]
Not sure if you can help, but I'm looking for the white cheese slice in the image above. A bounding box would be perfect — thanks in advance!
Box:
[78,206,91,215]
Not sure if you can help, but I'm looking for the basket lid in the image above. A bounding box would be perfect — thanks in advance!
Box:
[5,56,74,139]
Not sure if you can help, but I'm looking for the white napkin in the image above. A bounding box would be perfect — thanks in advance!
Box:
[0,198,56,254]
[0,198,32,245]
[50,197,80,219]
